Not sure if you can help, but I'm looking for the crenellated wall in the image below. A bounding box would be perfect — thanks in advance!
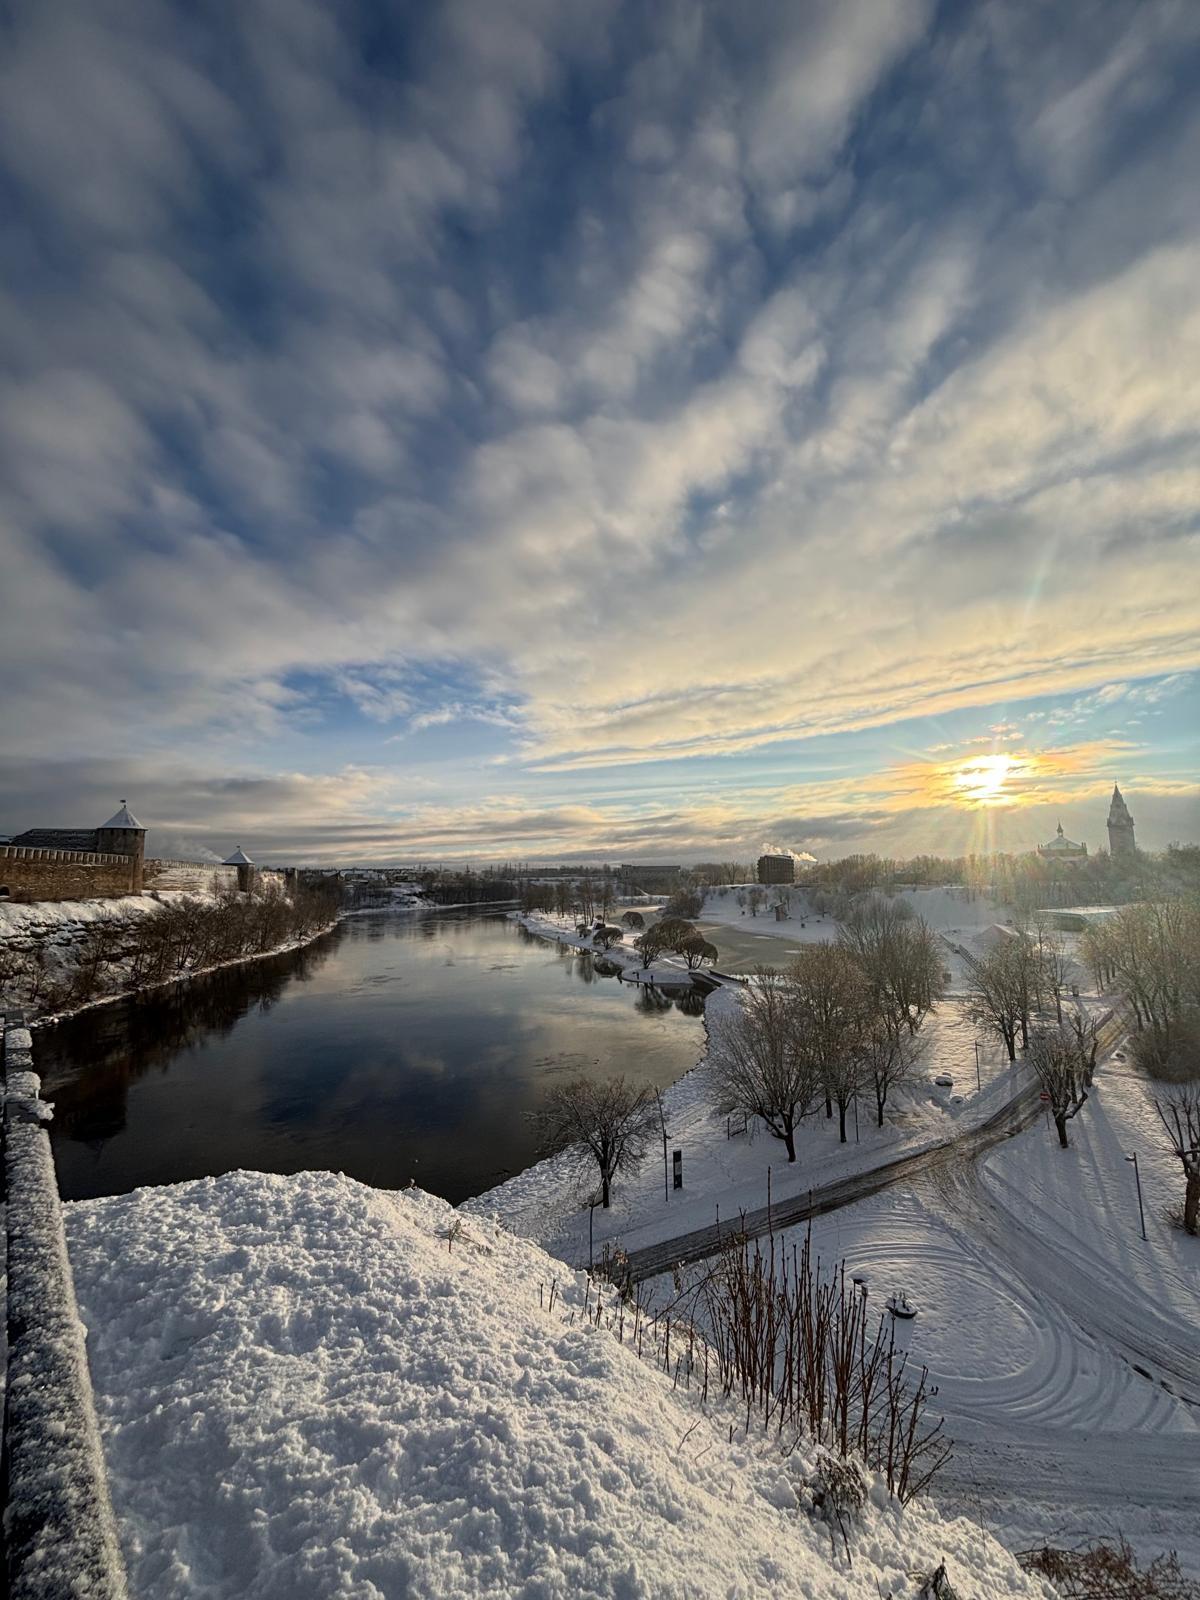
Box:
[0,845,136,903]
[0,847,290,906]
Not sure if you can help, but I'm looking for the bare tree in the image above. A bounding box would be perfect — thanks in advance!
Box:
[592,924,624,951]
[1063,1004,1102,1086]
[576,874,597,922]
[620,910,645,931]
[859,1018,923,1128]
[963,934,1038,1061]
[789,945,871,1143]
[705,970,820,1161]
[1154,1084,1200,1235]
[1031,916,1074,1024]
[533,1076,660,1208]
[1027,1023,1090,1148]
[839,896,943,1035]
[747,886,766,917]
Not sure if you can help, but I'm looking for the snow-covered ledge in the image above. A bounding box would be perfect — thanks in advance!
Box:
[2,1011,129,1600]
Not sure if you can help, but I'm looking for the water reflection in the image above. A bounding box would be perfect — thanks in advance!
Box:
[41,911,705,1206]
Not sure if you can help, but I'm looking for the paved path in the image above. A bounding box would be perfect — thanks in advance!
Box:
[625,1075,1044,1281]
[626,1007,1123,1284]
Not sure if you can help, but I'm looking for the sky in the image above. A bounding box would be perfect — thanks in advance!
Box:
[1,0,1198,866]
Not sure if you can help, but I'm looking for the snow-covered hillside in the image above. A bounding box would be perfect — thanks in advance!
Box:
[66,1170,1045,1600]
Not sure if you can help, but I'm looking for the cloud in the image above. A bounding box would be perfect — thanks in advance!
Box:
[1,1,1198,859]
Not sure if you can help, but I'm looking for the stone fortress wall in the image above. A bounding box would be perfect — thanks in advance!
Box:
[1,802,294,905]
[0,850,290,904]
[0,845,137,903]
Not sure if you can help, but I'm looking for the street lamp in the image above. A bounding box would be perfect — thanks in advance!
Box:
[1124,1153,1147,1241]
[851,1275,869,1328]
[974,1039,981,1092]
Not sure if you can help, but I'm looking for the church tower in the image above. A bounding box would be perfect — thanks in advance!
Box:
[1107,785,1135,857]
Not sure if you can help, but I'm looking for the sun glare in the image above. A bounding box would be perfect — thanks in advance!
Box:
[952,752,1017,805]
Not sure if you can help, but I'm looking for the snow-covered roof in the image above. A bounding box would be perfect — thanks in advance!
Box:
[222,846,254,866]
[99,802,143,831]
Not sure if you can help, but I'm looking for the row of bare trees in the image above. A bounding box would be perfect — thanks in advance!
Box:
[0,879,342,1019]
[705,906,944,1159]
[1082,897,1200,1069]
[1085,896,1200,1234]
[520,874,617,922]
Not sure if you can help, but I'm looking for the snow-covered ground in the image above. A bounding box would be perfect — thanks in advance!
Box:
[471,917,1028,1266]
[514,909,699,986]
[698,885,1005,939]
[0,890,195,940]
[631,1028,1200,1574]
[65,1168,1047,1600]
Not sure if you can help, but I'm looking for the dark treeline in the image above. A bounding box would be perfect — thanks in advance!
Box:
[796,844,1198,910]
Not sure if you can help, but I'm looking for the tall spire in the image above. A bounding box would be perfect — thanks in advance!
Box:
[1107,784,1135,855]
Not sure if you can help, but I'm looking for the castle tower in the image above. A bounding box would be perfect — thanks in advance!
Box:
[95,801,146,891]
[223,845,256,893]
[1107,785,1136,858]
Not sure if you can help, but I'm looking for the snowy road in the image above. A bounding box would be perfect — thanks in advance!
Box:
[926,1156,1200,1404]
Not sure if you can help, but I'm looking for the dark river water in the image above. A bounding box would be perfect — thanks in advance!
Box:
[38,909,706,1205]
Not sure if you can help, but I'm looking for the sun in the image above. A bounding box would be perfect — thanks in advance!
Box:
[952,752,1017,806]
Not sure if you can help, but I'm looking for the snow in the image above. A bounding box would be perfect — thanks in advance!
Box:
[0,892,187,939]
[99,805,143,831]
[64,1169,1047,1600]
[635,1034,1200,1574]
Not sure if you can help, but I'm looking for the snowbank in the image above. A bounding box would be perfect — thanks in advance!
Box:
[0,892,192,939]
[65,1170,1044,1600]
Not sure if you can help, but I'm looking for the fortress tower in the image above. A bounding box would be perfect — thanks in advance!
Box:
[1106,785,1136,858]
[223,845,256,893]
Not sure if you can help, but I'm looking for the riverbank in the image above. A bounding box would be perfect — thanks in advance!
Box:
[0,888,341,1029]
[467,910,1051,1272]
[463,911,736,1245]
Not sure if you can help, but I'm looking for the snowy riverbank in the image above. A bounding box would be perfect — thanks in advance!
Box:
[0,891,340,1028]
[467,910,1038,1267]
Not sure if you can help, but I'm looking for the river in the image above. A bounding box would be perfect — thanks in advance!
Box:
[38,908,706,1205]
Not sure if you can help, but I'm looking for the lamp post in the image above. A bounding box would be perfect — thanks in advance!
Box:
[974,1039,981,1092]
[1125,1153,1147,1240]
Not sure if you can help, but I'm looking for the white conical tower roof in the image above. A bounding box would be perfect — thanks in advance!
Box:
[223,846,254,866]
[99,801,143,830]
